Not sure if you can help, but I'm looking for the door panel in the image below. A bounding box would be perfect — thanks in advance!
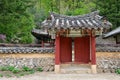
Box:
[74,37,90,63]
[60,37,72,63]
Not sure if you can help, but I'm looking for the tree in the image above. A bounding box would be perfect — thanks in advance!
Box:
[51,0,96,15]
[0,0,36,43]
[0,0,104,43]
[95,0,120,29]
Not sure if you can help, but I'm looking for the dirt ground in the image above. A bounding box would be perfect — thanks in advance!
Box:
[0,72,120,80]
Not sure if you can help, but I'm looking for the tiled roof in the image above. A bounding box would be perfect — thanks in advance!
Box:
[31,29,51,40]
[0,47,54,53]
[96,44,120,52]
[104,27,120,38]
[32,29,48,35]
[41,11,112,30]
[0,44,120,53]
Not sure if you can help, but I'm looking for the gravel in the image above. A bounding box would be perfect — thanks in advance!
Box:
[0,72,120,80]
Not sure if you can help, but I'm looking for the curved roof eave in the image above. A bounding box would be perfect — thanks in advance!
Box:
[104,27,120,38]
[41,11,112,30]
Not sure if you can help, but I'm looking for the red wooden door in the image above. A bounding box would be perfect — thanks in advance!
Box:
[60,37,72,63]
[74,36,90,63]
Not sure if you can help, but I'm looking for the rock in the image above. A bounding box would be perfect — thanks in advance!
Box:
[0,57,54,72]
[110,69,115,73]
[97,57,120,73]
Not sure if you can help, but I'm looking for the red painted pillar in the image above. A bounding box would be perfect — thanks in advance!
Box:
[91,36,96,65]
[55,36,61,65]
[41,41,44,47]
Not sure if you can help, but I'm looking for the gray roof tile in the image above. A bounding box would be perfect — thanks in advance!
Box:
[104,26,120,38]
[41,11,112,30]
[0,47,54,54]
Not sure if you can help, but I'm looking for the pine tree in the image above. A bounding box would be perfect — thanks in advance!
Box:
[0,0,36,43]
[95,0,120,29]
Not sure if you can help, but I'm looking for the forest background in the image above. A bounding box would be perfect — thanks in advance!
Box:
[0,0,120,43]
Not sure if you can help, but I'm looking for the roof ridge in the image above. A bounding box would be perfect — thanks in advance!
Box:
[50,11,101,20]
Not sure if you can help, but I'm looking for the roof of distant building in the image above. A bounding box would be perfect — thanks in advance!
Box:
[31,29,51,40]
[104,27,120,38]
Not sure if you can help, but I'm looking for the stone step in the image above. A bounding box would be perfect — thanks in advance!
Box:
[61,63,91,67]
[60,64,92,74]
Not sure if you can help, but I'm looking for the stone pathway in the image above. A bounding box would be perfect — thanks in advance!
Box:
[0,72,120,80]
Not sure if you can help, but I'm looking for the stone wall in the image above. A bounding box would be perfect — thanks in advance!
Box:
[96,36,120,52]
[96,52,120,73]
[0,53,55,71]
[0,51,120,73]
[96,36,116,44]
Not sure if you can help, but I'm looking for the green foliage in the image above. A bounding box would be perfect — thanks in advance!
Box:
[0,66,20,73]
[19,73,25,76]
[115,68,120,74]
[37,67,43,72]
[12,68,21,73]
[66,0,96,15]
[0,66,43,77]
[6,74,12,77]
[39,0,95,15]
[29,69,35,74]
[0,74,3,77]
[0,0,107,43]
[0,66,8,71]
[1,0,119,43]
[7,66,15,71]
[22,66,32,71]
[0,0,36,43]
[95,0,120,29]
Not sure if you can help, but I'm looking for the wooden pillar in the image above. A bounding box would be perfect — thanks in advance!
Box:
[55,36,61,73]
[41,41,44,47]
[90,35,97,73]
[91,36,96,64]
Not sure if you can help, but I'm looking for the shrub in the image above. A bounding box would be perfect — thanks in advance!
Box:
[37,67,43,72]
[7,66,15,71]
[0,66,8,71]
[0,74,3,77]
[0,66,37,77]
[115,68,120,74]
[29,69,35,74]
[22,66,32,71]
[19,73,25,76]
[6,74,12,77]
[12,68,21,73]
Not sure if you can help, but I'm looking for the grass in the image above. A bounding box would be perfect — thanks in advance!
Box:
[7,66,15,71]
[37,67,43,72]
[0,66,8,71]
[0,74,3,77]
[22,66,32,71]
[0,66,43,78]
[19,73,25,76]
[29,70,35,74]
[12,68,21,73]
[6,74,12,77]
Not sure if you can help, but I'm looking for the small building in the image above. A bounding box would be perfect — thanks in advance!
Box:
[31,29,51,42]
[31,29,54,47]
[33,11,112,73]
[104,27,120,44]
